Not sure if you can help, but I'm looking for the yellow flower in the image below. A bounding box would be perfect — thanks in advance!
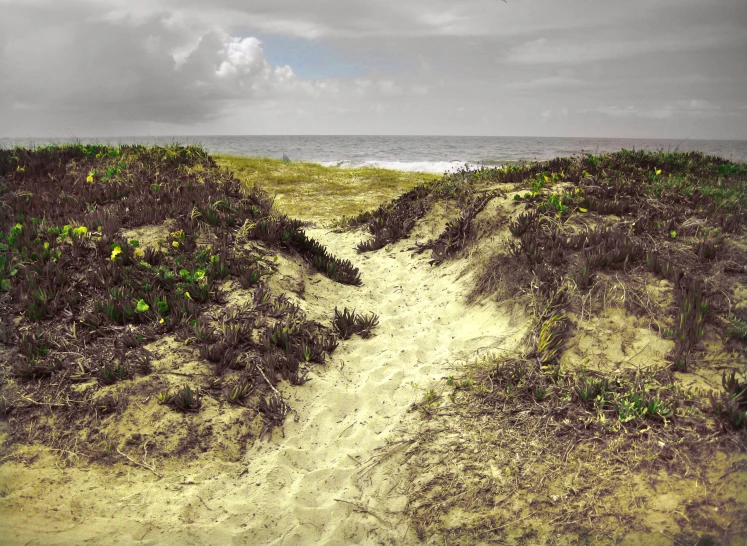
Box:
[86,171,95,183]
[184,291,193,300]
[134,247,144,258]
[172,241,179,248]
[110,245,122,260]
[159,318,165,324]
[655,169,662,176]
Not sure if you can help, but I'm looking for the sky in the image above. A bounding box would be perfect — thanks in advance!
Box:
[1,0,746,139]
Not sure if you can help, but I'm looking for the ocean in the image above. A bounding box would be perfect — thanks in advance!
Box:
[2,135,747,174]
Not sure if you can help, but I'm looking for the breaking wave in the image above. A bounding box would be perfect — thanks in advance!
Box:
[317,159,486,174]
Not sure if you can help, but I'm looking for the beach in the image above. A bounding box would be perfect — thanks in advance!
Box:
[0,145,745,545]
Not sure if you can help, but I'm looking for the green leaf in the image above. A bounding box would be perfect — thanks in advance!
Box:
[129,239,139,248]
[136,299,150,312]
[0,279,10,291]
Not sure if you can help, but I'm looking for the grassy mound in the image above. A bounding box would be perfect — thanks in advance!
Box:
[214,155,437,223]
[0,144,371,464]
[351,149,747,543]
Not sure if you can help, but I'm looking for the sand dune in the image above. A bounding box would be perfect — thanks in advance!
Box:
[0,227,526,545]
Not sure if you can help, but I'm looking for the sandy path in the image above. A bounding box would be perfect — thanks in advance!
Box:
[0,229,525,545]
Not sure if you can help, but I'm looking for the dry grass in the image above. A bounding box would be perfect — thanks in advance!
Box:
[214,155,436,224]
[404,360,747,544]
[358,150,747,544]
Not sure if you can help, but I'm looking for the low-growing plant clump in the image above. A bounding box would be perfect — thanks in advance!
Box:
[357,149,747,543]
[350,166,482,253]
[0,143,366,461]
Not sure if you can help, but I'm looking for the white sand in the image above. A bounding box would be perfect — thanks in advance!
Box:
[0,227,526,545]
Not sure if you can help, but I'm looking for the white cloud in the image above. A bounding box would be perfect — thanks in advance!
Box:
[0,2,422,135]
[216,37,265,77]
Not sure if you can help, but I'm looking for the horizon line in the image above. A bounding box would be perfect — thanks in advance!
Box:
[2,134,747,143]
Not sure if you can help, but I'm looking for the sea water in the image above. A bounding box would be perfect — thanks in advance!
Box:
[2,135,746,174]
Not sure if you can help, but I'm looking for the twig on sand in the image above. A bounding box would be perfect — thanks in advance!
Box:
[334,498,393,529]
[256,362,297,419]
[116,448,162,479]
[357,439,416,478]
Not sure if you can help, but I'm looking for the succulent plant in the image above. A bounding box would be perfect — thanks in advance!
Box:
[333,307,360,340]
[226,380,253,405]
[156,390,172,405]
[193,316,217,343]
[170,385,201,412]
[239,265,264,288]
[258,395,289,440]
[355,312,380,338]
[508,210,539,238]
[99,363,129,385]
[353,184,433,254]
[572,260,593,289]
[12,356,56,380]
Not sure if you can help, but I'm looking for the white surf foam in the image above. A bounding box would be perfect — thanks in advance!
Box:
[317,159,485,174]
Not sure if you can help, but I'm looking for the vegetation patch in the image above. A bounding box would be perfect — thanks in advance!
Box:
[0,143,369,464]
[361,149,747,543]
[351,166,484,253]
[214,155,436,224]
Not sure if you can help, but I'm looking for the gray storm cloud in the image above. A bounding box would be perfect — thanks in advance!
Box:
[0,0,745,138]
[0,3,305,128]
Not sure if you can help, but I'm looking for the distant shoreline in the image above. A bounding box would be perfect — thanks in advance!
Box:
[3,135,747,175]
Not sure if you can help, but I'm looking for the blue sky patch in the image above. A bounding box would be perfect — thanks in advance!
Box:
[253,34,364,79]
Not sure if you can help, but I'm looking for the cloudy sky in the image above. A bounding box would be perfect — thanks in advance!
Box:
[1,0,745,139]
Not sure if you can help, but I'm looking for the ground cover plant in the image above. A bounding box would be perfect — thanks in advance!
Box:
[0,143,368,463]
[357,149,747,543]
[350,165,482,252]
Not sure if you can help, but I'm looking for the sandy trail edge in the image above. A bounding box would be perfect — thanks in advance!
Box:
[0,228,526,545]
